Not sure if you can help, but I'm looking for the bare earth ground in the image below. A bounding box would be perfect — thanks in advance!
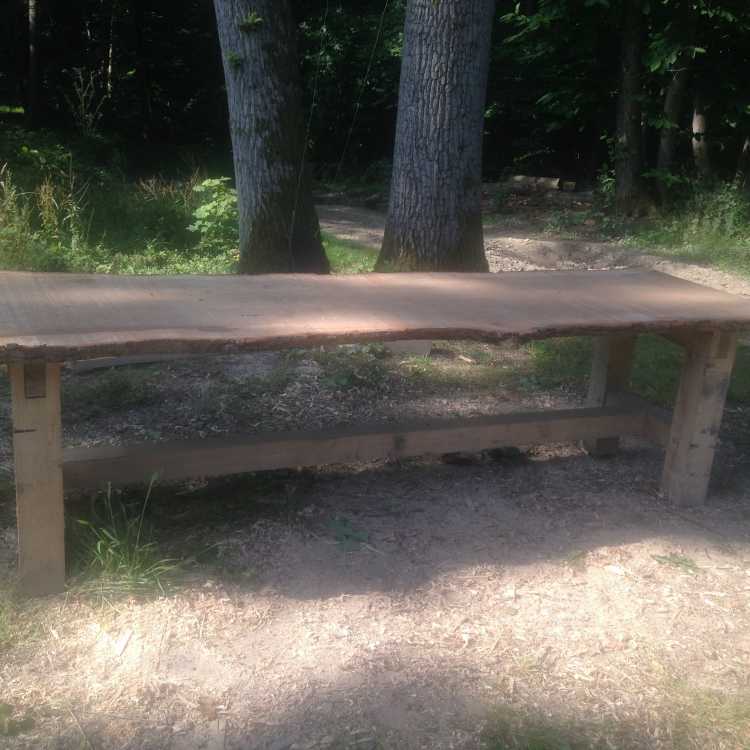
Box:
[317,199,750,297]
[1,200,750,749]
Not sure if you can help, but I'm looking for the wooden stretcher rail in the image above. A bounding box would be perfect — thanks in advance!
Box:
[63,401,662,490]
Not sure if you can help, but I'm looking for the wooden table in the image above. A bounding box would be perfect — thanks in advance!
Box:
[2,269,750,595]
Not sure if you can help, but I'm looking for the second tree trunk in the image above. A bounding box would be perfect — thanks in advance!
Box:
[377,0,495,272]
[615,0,645,215]
[213,0,329,274]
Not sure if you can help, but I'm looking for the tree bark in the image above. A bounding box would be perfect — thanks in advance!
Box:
[376,0,495,272]
[26,0,40,128]
[736,136,750,192]
[614,0,645,215]
[105,0,117,97]
[656,50,692,204]
[212,0,329,274]
[132,0,152,137]
[692,86,712,181]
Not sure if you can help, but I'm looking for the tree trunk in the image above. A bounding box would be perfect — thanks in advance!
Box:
[736,136,750,192]
[132,0,152,137]
[614,0,644,215]
[26,0,40,128]
[105,0,117,97]
[376,0,495,272]
[656,50,692,204]
[692,87,712,181]
[212,0,329,274]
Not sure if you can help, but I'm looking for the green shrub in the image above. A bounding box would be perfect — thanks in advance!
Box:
[626,182,750,276]
[0,166,98,272]
[188,177,239,253]
[687,182,750,238]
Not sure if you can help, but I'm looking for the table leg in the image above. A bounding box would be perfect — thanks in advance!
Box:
[583,334,637,456]
[9,362,65,595]
[661,330,737,506]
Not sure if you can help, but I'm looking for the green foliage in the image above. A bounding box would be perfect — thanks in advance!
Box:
[626,184,750,277]
[188,177,239,253]
[0,166,94,272]
[238,11,264,31]
[322,233,377,273]
[0,126,239,275]
[687,183,750,237]
[314,344,390,391]
[297,0,405,175]
[70,482,178,596]
[0,704,35,738]
[482,706,599,750]
[525,336,750,407]
[227,51,243,69]
[652,553,700,574]
[64,68,108,137]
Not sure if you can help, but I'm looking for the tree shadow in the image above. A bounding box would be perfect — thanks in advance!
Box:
[66,655,737,749]
[124,435,750,601]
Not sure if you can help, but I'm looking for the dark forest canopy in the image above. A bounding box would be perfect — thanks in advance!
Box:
[1,0,749,192]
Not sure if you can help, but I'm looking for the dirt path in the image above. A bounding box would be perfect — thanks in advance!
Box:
[2,214,750,748]
[317,204,750,297]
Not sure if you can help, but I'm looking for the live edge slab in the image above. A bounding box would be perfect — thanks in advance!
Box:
[2,269,750,595]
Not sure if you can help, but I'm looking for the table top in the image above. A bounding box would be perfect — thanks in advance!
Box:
[1,269,749,362]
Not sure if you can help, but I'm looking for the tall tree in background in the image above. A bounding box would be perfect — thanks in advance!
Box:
[615,0,645,214]
[376,0,496,272]
[736,136,750,192]
[26,0,40,128]
[691,84,712,180]
[655,48,692,203]
[212,0,329,273]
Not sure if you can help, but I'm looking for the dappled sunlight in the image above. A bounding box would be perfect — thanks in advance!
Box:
[2,270,750,362]
[2,454,750,746]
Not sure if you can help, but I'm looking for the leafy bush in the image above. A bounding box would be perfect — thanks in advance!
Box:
[188,177,239,253]
[0,166,97,271]
[688,182,750,238]
[626,182,750,276]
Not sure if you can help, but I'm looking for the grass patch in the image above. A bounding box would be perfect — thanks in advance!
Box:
[623,184,750,278]
[625,225,750,278]
[0,703,35,738]
[323,232,378,274]
[524,335,750,407]
[0,124,240,275]
[313,344,390,390]
[69,482,178,596]
[652,552,700,574]
[393,341,517,394]
[661,681,750,749]
[483,683,750,749]
[313,341,517,397]
[482,706,620,749]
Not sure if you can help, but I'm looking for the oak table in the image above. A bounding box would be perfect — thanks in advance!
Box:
[2,269,750,596]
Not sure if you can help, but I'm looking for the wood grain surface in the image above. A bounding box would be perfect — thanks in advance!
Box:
[2,270,750,362]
